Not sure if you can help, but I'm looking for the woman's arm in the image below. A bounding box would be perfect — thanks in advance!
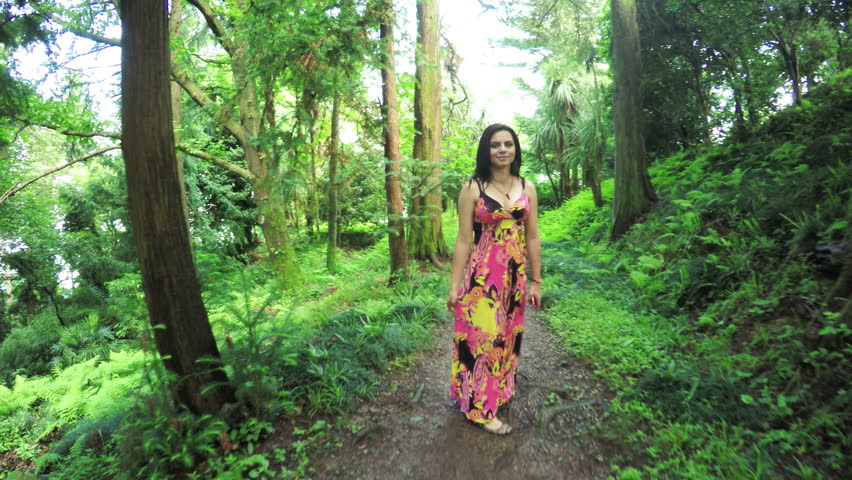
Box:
[447,182,477,311]
[524,182,542,307]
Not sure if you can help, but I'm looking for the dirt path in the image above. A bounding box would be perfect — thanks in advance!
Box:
[310,309,613,479]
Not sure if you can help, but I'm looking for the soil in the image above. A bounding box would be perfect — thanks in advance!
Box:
[308,309,613,480]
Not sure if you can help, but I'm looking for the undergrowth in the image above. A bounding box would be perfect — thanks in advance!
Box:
[539,71,852,479]
[0,235,447,479]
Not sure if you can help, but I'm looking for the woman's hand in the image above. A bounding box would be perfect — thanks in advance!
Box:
[447,289,459,312]
[528,283,542,309]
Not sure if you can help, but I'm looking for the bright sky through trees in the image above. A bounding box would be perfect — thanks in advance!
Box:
[11,1,540,126]
[439,0,542,123]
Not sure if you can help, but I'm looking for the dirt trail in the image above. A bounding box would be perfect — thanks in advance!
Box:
[311,310,613,479]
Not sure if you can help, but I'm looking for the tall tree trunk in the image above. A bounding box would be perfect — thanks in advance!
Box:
[120,0,234,414]
[380,0,409,283]
[306,93,322,240]
[327,95,340,272]
[298,81,321,240]
[721,51,746,137]
[790,48,801,106]
[690,55,711,143]
[570,161,580,194]
[233,58,303,287]
[168,0,190,235]
[610,0,656,240]
[553,131,576,199]
[590,66,605,208]
[243,142,302,288]
[589,150,604,208]
[772,31,802,106]
[741,56,759,127]
[732,82,746,136]
[539,149,561,205]
[556,136,572,199]
[293,195,300,232]
[409,0,447,265]
[310,152,320,239]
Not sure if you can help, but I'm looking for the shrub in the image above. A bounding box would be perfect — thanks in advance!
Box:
[0,314,61,386]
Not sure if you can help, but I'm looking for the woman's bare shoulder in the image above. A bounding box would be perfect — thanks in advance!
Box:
[459,179,479,197]
[522,177,537,193]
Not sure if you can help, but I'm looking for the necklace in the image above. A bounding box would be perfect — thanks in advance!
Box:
[490,178,514,199]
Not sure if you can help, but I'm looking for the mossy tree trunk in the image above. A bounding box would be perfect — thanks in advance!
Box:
[380,0,409,283]
[588,66,605,208]
[610,0,657,240]
[327,95,341,273]
[119,0,234,414]
[171,2,303,288]
[409,0,447,266]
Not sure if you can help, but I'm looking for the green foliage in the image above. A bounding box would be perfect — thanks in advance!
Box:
[538,179,614,244]
[216,276,302,421]
[49,312,122,369]
[49,412,125,457]
[0,314,61,386]
[0,350,144,420]
[115,402,226,480]
[540,71,852,478]
[183,156,259,261]
[56,158,136,301]
[284,297,437,416]
[102,272,148,339]
[547,291,673,388]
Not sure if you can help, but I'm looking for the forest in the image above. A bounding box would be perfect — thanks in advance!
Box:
[0,0,850,479]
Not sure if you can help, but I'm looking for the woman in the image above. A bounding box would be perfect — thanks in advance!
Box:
[447,123,542,435]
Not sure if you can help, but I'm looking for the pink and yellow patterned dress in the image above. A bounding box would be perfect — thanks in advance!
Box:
[451,180,528,424]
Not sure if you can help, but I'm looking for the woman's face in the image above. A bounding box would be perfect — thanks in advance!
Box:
[489,130,515,169]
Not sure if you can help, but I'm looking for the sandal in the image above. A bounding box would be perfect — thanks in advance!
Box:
[480,419,512,435]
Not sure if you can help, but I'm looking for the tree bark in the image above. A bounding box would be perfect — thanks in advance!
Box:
[585,152,604,208]
[556,135,573,200]
[236,67,303,288]
[570,161,580,196]
[380,0,409,283]
[771,29,802,106]
[741,55,759,127]
[169,0,191,236]
[610,0,656,240]
[539,148,561,204]
[409,0,447,265]
[589,66,605,208]
[327,95,341,273]
[300,84,322,240]
[119,0,234,414]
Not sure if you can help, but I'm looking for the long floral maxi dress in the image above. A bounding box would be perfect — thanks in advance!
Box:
[451,183,528,424]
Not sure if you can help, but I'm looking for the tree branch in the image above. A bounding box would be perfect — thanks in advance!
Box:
[12,114,120,139]
[185,0,237,56]
[176,145,254,182]
[171,64,249,144]
[41,11,122,46]
[0,146,121,205]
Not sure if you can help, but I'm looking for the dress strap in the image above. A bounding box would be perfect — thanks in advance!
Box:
[470,177,483,195]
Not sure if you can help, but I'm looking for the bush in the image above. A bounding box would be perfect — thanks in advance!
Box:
[0,314,61,386]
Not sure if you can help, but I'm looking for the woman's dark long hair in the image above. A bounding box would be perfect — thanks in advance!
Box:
[472,123,522,185]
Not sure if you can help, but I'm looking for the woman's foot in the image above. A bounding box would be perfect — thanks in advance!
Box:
[480,418,512,435]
